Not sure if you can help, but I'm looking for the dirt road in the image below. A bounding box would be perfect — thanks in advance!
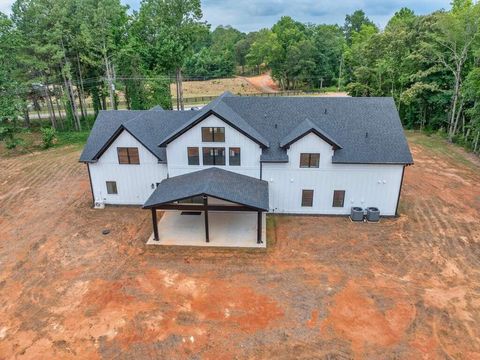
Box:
[0,133,479,359]
[241,73,278,93]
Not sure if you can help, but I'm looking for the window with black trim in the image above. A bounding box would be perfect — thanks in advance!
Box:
[117,147,140,164]
[106,181,118,194]
[229,147,241,166]
[332,190,345,207]
[201,127,225,142]
[187,147,200,165]
[301,189,314,207]
[202,147,226,165]
[300,153,320,168]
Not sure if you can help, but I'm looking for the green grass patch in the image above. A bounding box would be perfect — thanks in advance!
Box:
[55,130,90,147]
[0,128,91,157]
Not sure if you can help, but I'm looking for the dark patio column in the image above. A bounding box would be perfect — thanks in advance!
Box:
[257,211,262,244]
[203,195,209,242]
[151,208,159,241]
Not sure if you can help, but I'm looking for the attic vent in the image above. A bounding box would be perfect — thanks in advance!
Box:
[324,108,327,114]
[274,124,278,129]
[365,132,369,138]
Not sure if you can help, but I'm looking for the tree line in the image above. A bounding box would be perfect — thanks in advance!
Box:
[0,0,479,153]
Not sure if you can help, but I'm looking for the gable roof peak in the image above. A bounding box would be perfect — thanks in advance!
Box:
[219,90,234,97]
[157,92,269,148]
[280,118,342,149]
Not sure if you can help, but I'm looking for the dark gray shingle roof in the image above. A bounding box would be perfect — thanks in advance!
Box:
[222,96,413,164]
[279,118,342,149]
[79,110,142,162]
[158,92,269,147]
[143,167,269,210]
[79,110,195,162]
[80,95,413,165]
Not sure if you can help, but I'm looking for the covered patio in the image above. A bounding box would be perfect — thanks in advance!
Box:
[143,167,269,248]
[146,211,266,247]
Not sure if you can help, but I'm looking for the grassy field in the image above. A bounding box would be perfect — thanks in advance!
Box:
[406,130,480,170]
[1,132,479,358]
[0,128,90,157]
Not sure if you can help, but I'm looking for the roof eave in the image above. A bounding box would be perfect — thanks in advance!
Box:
[143,191,268,211]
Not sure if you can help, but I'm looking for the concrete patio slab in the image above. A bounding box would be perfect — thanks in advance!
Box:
[147,211,266,248]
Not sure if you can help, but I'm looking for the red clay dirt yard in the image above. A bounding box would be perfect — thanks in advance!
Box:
[0,132,479,359]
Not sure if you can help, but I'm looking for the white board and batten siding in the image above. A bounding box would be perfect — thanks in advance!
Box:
[88,130,167,205]
[166,114,262,178]
[262,133,403,216]
[88,117,404,215]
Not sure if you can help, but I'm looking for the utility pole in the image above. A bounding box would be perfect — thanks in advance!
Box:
[105,56,115,110]
[103,43,115,110]
[338,55,343,91]
[177,67,184,111]
[175,73,180,110]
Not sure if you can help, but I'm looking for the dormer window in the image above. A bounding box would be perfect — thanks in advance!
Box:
[202,127,225,142]
[300,153,320,168]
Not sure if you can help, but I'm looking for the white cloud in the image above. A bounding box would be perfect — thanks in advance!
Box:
[1,0,451,31]
[0,0,14,15]
[198,0,452,32]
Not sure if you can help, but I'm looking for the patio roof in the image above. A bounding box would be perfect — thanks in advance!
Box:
[143,167,269,211]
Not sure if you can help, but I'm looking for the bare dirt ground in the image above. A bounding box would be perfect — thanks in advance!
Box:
[318,91,349,97]
[242,73,349,97]
[1,133,480,359]
[170,73,346,98]
[241,73,279,93]
[170,77,259,98]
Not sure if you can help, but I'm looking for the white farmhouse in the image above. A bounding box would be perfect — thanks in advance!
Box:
[80,92,413,246]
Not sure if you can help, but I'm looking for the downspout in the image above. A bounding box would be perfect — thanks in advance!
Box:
[395,165,406,217]
[86,163,95,208]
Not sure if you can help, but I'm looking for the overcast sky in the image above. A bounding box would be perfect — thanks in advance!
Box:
[1,0,451,32]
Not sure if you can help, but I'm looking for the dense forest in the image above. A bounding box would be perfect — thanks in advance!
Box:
[1,0,480,153]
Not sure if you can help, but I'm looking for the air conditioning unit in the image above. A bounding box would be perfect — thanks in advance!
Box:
[367,207,380,222]
[350,207,364,221]
[94,201,105,209]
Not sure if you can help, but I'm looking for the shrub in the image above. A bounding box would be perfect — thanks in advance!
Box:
[41,127,57,149]
[0,121,22,149]
[5,137,22,149]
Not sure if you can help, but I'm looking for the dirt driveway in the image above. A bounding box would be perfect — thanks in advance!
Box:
[241,73,278,93]
[0,133,479,359]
